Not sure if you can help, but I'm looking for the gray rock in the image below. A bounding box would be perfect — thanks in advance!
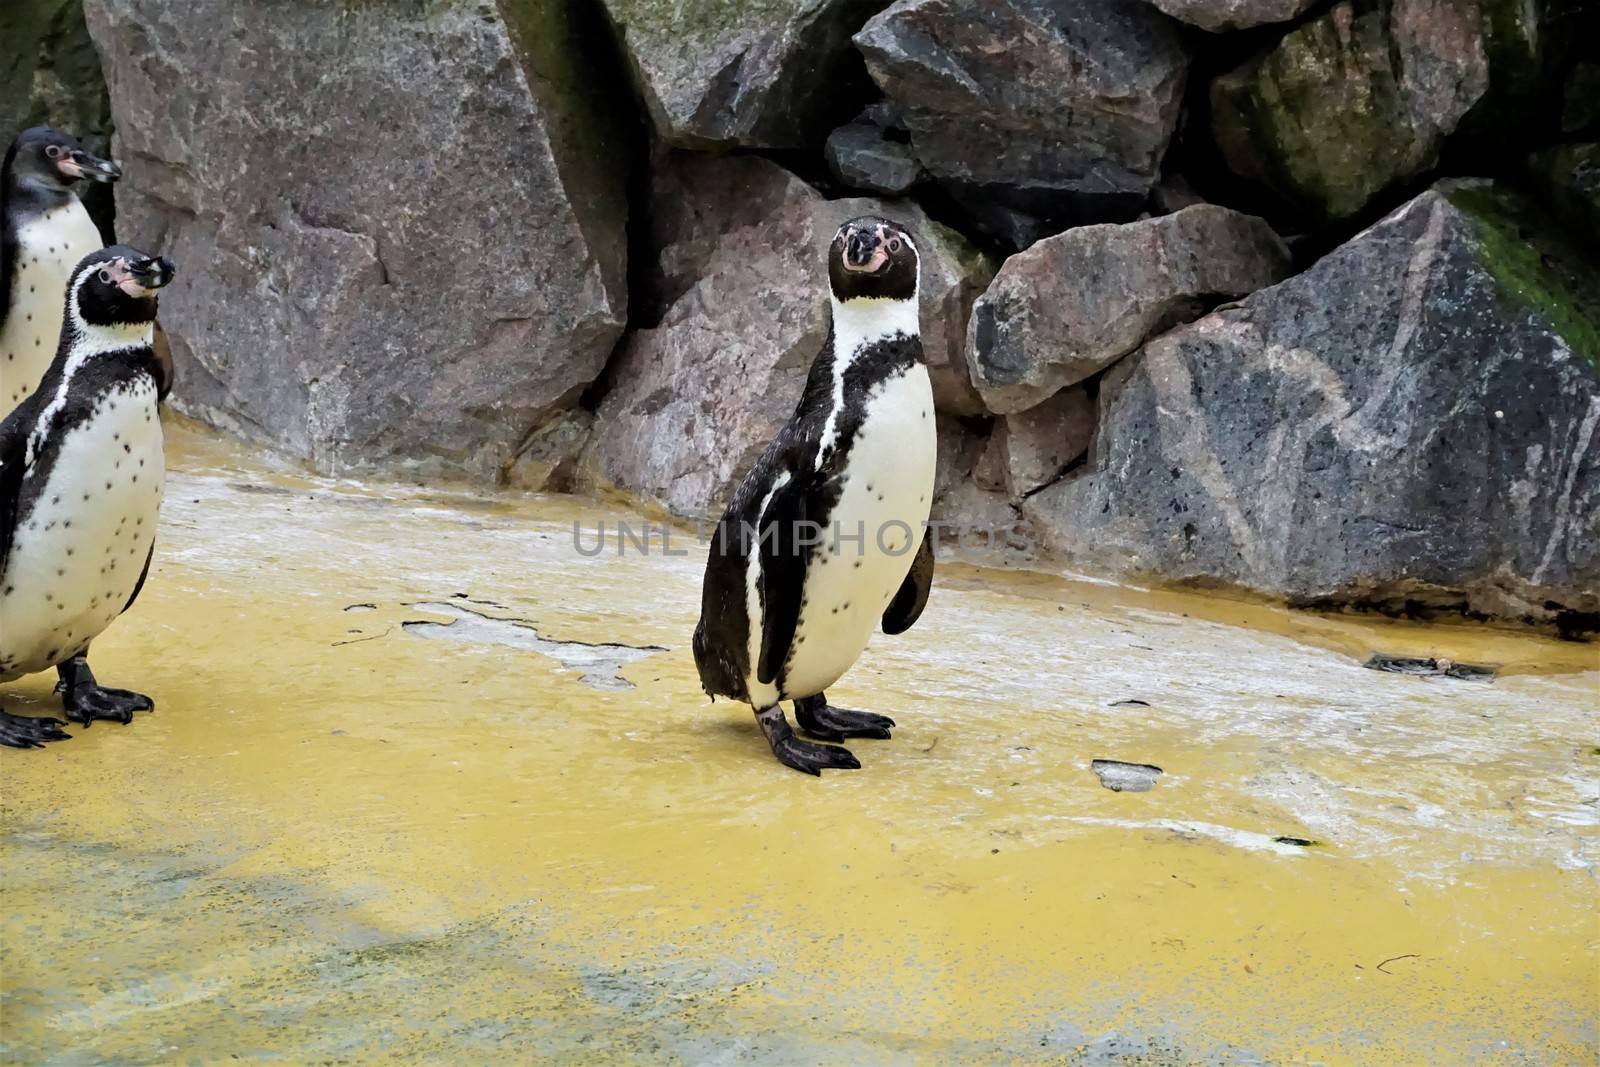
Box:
[966,205,1290,414]
[602,0,885,149]
[1211,0,1492,220]
[579,154,993,516]
[993,385,1095,499]
[825,122,920,195]
[1146,0,1315,31]
[85,0,630,480]
[1023,185,1600,628]
[855,0,1188,250]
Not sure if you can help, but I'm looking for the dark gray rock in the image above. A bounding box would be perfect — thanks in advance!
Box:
[825,122,920,195]
[1210,0,1571,221]
[602,0,885,149]
[578,154,992,516]
[966,205,1290,414]
[1146,0,1315,31]
[85,0,630,480]
[1023,186,1600,627]
[1528,142,1600,246]
[855,0,1188,250]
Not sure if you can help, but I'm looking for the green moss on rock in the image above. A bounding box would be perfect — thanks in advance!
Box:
[1444,180,1600,370]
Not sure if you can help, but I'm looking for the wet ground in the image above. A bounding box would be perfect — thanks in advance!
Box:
[2,420,1596,1064]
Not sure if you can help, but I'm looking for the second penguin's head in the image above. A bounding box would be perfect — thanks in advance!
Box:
[3,127,122,190]
[829,216,919,303]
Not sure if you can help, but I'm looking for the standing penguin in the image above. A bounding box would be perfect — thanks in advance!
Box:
[694,216,936,774]
[0,246,174,748]
[2,126,122,410]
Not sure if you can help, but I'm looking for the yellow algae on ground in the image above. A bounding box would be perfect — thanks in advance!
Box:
[2,421,1596,1063]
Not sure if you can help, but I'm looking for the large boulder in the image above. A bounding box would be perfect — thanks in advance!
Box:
[1145,0,1317,32]
[601,0,885,149]
[1211,0,1576,222]
[1,0,115,234]
[855,0,1188,250]
[966,205,1290,414]
[578,153,992,517]
[84,0,632,480]
[1024,185,1600,630]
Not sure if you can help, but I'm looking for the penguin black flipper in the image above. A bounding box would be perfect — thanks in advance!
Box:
[122,541,155,615]
[0,394,73,748]
[0,391,41,574]
[881,531,933,636]
[755,470,814,687]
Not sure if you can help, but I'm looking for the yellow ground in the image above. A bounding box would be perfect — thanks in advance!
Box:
[2,420,1596,1063]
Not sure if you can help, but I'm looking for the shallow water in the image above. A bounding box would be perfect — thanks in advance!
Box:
[2,419,1596,1063]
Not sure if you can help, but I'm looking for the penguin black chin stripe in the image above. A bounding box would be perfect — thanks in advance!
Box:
[694,215,937,775]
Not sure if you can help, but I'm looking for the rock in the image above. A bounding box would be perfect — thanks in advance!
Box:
[993,385,1095,499]
[1528,142,1600,245]
[825,122,920,195]
[1,0,115,234]
[85,0,631,480]
[855,0,1188,249]
[1023,185,1600,629]
[966,205,1290,414]
[601,0,885,149]
[579,154,993,516]
[1210,0,1572,221]
[1146,0,1316,31]
[499,410,594,493]
[1090,759,1164,792]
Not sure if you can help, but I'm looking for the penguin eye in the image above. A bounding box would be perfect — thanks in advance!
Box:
[98,269,112,284]
[46,145,63,159]
[887,237,903,254]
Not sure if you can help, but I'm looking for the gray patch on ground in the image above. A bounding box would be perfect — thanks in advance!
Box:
[1091,760,1165,793]
[1363,653,1496,681]
[403,602,665,691]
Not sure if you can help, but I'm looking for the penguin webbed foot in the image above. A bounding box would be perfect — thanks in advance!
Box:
[756,706,861,776]
[0,711,72,749]
[56,657,153,727]
[61,685,153,726]
[794,693,894,742]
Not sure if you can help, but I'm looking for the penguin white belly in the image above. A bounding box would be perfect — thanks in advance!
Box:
[0,379,164,680]
[2,204,103,408]
[782,364,936,699]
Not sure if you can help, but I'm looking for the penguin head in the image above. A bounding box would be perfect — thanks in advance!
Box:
[3,127,123,190]
[68,246,175,330]
[828,216,919,303]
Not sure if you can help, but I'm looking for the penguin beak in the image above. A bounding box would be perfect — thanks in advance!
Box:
[60,149,122,183]
[121,256,175,296]
[842,227,890,274]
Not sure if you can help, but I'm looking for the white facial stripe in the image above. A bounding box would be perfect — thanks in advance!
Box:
[25,268,153,467]
[816,293,921,465]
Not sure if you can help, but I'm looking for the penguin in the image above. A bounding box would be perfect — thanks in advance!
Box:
[694,216,936,774]
[2,126,122,411]
[0,246,175,748]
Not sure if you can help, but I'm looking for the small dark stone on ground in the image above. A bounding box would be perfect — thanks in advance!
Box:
[1363,654,1496,682]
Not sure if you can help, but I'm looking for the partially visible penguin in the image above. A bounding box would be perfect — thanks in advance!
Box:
[694,216,936,774]
[0,246,175,748]
[2,127,122,410]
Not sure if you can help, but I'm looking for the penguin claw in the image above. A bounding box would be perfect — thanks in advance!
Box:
[62,685,154,727]
[794,697,895,742]
[772,735,862,776]
[0,711,72,749]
